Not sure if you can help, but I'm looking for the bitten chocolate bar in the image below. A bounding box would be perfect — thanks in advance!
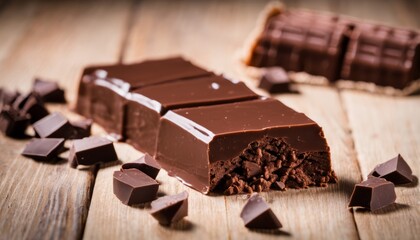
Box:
[244,5,420,95]
[76,57,336,194]
[156,98,336,194]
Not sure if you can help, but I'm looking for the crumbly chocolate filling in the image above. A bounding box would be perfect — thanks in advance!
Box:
[209,137,337,195]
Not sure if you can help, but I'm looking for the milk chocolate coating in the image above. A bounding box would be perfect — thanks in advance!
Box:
[75,57,211,136]
[156,98,336,194]
[125,75,259,154]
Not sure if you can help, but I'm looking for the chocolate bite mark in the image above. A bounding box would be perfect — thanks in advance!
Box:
[211,136,336,195]
[113,169,159,205]
[70,136,118,168]
[0,106,30,137]
[348,178,396,211]
[22,138,65,162]
[150,191,188,226]
[258,67,291,93]
[240,193,282,229]
[33,112,74,139]
[33,78,66,103]
[122,154,161,179]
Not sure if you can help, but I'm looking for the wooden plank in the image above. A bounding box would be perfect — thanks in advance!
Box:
[334,1,420,239]
[0,1,132,239]
[84,0,361,239]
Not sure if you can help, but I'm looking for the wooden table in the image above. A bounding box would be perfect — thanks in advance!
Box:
[0,0,419,239]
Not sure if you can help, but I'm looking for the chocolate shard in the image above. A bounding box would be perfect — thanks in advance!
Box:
[150,191,189,225]
[0,88,20,107]
[22,138,65,162]
[258,67,291,93]
[33,78,66,103]
[69,119,92,139]
[69,136,118,168]
[0,106,30,137]
[156,98,336,194]
[243,161,262,178]
[271,181,286,191]
[240,193,282,229]
[12,92,49,123]
[348,178,396,211]
[369,154,413,184]
[122,154,161,179]
[113,169,159,205]
[33,112,74,139]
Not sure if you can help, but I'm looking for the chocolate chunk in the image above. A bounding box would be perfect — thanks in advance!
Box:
[156,98,336,194]
[240,193,282,229]
[76,57,212,137]
[113,169,159,205]
[258,68,290,93]
[125,75,258,154]
[70,119,92,139]
[243,161,262,178]
[0,106,30,137]
[348,178,396,211]
[12,93,49,123]
[150,191,188,225]
[272,181,286,191]
[0,88,20,107]
[33,78,66,103]
[33,112,74,138]
[368,154,413,184]
[22,138,65,162]
[122,154,161,179]
[69,136,118,168]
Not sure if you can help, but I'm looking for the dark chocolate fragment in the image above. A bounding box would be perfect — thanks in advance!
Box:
[21,138,65,162]
[272,181,286,191]
[258,67,291,93]
[125,75,259,154]
[69,136,118,168]
[113,169,159,205]
[33,112,74,139]
[348,178,396,211]
[70,119,92,139]
[122,154,161,179]
[150,191,188,225]
[0,106,30,137]
[0,88,20,107]
[33,78,66,103]
[12,93,49,123]
[368,154,413,184]
[156,98,336,194]
[240,193,282,229]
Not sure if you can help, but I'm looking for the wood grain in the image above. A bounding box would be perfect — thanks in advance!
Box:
[0,1,132,239]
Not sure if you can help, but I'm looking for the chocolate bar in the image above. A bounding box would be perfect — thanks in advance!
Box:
[76,57,211,136]
[156,98,336,194]
[125,75,259,154]
[245,6,420,94]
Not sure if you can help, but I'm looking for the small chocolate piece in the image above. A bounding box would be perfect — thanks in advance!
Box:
[368,154,413,184]
[0,106,30,137]
[33,78,66,103]
[0,88,20,107]
[69,136,118,168]
[258,67,291,93]
[113,169,159,205]
[22,138,65,161]
[70,119,92,139]
[33,112,74,138]
[272,181,286,191]
[12,93,49,123]
[348,178,396,211]
[240,193,282,229]
[121,154,161,179]
[150,191,188,225]
[243,161,262,178]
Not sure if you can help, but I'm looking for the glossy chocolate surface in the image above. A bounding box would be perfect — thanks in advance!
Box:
[70,136,118,168]
[368,154,413,184]
[156,98,334,194]
[22,138,65,162]
[33,112,74,139]
[124,75,259,154]
[121,154,161,179]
